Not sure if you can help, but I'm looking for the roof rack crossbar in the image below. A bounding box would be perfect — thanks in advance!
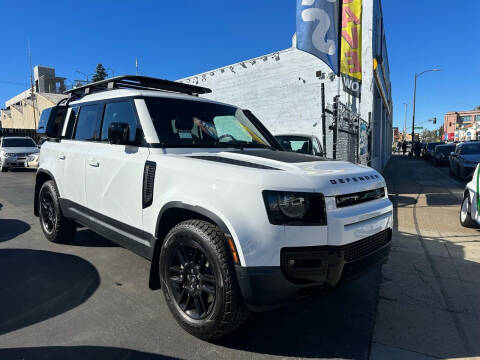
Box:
[64,75,211,97]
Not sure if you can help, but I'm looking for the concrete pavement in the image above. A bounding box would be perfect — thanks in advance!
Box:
[371,155,480,360]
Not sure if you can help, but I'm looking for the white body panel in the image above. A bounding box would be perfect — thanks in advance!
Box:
[86,142,150,231]
[465,165,480,224]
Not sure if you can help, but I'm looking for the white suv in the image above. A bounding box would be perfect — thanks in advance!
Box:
[0,136,39,172]
[35,76,393,340]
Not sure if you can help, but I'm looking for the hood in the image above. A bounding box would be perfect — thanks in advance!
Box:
[461,154,480,162]
[184,149,386,196]
[1,147,39,154]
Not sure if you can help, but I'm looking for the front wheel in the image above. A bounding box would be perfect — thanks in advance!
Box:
[39,180,76,243]
[460,193,477,228]
[159,220,248,340]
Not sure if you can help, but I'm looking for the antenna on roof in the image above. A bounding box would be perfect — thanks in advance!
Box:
[135,58,139,76]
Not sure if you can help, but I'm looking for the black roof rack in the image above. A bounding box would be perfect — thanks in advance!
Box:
[64,75,212,97]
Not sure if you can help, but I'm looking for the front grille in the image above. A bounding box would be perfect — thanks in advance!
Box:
[336,187,385,208]
[342,228,392,262]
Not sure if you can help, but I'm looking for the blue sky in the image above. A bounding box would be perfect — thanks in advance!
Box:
[0,1,478,132]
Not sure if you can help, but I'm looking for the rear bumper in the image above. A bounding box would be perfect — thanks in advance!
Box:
[236,228,392,311]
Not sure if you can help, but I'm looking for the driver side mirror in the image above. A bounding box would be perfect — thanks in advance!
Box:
[108,122,130,145]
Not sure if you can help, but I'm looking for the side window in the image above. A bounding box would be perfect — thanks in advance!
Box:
[73,105,99,141]
[101,101,142,144]
[456,146,461,155]
[312,137,322,155]
[64,107,79,139]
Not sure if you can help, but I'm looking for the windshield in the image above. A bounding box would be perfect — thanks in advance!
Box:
[460,143,480,155]
[2,138,36,148]
[275,135,311,153]
[427,142,443,150]
[145,98,272,148]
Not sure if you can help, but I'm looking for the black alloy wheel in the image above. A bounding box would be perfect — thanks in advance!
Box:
[168,241,216,320]
[40,190,56,234]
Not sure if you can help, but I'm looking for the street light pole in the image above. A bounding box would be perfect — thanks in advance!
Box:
[403,102,408,141]
[411,69,441,143]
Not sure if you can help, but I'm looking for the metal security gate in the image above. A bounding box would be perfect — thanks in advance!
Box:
[321,86,370,165]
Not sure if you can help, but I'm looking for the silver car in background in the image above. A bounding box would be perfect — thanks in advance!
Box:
[0,136,39,172]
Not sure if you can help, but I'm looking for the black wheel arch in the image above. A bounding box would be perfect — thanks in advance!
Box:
[34,169,60,217]
[149,202,233,290]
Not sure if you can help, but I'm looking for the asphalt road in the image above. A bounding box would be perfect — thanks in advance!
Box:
[0,169,382,360]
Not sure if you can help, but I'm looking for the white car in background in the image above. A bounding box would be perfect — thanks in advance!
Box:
[0,136,39,172]
[460,164,480,228]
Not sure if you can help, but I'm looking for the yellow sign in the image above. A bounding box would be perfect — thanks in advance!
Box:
[341,0,362,97]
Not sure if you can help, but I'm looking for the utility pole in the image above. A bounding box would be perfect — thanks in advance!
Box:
[403,102,408,141]
[27,40,38,133]
[136,58,139,76]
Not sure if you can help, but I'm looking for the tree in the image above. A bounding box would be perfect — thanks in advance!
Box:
[92,64,108,82]
[475,105,480,110]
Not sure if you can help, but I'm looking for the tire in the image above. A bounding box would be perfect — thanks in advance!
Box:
[38,180,76,243]
[449,164,454,175]
[159,220,248,340]
[460,193,477,228]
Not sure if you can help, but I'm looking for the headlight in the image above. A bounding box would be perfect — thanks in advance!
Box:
[262,191,326,225]
[5,153,16,158]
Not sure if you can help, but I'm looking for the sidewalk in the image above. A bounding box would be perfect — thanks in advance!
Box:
[371,155,480,359]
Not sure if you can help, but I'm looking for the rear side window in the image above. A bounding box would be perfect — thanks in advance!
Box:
[73,105,99,141]
[101,101,142,144]
[64,107,79,139]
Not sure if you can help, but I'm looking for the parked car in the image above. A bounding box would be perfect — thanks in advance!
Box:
[0,136,39,172]
[35,75,393,340]
[449,142,480,179]
[422,142,444,161]
[460,164,479,228]
[431,144,456,166]
[275,134,324,156]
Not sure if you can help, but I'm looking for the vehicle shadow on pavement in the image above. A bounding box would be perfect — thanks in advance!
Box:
[0,219,30,242]
[69,228,119,247]
[217,266,382,359]
[0,249,100,336]
[0,346,178,360]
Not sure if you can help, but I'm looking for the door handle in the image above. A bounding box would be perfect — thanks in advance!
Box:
[58,154,66,160]
[88,159,100,167]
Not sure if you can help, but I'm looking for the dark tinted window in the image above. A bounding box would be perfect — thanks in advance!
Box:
[64,107,79,139]
[101,101,142,143]
[144,98,271,148]
[276,135,311,153]
[2,138,36,147]
[73,105,99,141]
[460,143,480,155]
[436,146,455,155]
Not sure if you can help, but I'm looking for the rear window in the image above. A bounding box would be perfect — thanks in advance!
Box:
[2,138,36,147]
[436,146,455,155]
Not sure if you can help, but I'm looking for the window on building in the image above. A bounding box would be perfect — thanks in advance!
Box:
[101,101,143,144]
[73,105,99,141]
[459,115,472,124]
[449,122,452,127]
[475,114,480,123]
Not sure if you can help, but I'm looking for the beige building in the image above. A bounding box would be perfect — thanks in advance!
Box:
[0,66,67,137]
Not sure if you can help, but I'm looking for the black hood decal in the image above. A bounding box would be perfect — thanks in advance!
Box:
[229,150,325,163]
[189,156,282,170]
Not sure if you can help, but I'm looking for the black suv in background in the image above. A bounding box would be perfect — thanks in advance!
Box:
[431,144,456,166]
[422,142,444,161]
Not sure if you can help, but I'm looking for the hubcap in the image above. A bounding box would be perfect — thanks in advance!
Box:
[461,198,468,222]
[168,243,216,320]
[40,191,56,234]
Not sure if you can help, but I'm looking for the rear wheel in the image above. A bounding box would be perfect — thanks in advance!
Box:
[460,193,477,228]
[159,220,248,340]
[39,180,76,243]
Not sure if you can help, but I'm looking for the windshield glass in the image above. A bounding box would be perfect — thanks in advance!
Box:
[461,143,480,155]
[2,138,36,148]
[275,135,310,153]
[427,142,442,150]
[145,98,272,148]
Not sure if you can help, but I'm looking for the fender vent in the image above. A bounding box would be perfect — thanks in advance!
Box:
[143,161,156,208]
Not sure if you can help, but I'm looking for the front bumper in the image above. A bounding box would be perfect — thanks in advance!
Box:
[236,228,392,311]
[2,158,27,168]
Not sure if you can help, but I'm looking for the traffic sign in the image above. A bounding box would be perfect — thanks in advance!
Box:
[414,126,424,130]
